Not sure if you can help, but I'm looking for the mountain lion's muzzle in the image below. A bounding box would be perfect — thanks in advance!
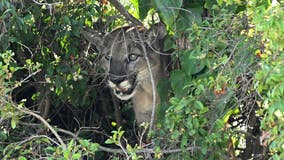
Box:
[108,74,138,100]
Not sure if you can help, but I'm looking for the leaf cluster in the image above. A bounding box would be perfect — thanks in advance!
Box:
[1,0,284,159]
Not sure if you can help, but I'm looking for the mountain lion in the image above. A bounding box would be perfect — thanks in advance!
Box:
[82,23,168,124]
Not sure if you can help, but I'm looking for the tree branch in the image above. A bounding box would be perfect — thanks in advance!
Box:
[17,135,60,146]
[15,106,67,149]
[31,0,62,6]
[56,127,200,155]
[108,0,144,26]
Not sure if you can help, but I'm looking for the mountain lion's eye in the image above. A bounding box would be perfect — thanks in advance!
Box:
[105,54,111,60]
[128,54,138,61]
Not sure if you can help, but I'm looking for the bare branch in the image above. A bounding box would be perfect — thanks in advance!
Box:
[12,69,41,90]
[16,42,34,57]
[108,0,144,26]
[55,126,201,155]
[32,0,62,15]
[99,145,200,154]
[15,106,67,149]
[17,135,60,146]
[31,0,63,6]
[101,143,201,155]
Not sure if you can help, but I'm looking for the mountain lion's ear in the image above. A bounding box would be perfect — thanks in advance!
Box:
[146,22,167,50]
[81,28,104,52]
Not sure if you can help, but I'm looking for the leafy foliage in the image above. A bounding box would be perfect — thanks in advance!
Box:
[249,1,284,159]
[0,0,283,159]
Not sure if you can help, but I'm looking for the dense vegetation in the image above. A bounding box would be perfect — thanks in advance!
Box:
[0,0,284,159]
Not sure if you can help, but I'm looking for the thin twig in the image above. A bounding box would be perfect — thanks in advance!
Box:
[118,138,130,159]
[16,42,34,57]
[166,6,192,14]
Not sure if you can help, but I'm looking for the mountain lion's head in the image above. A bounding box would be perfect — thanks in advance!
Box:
[83,23,166,101]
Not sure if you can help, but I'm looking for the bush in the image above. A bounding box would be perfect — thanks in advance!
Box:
[0,0,283,159]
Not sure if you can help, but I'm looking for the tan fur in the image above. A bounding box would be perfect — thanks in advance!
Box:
[132,62,163,124]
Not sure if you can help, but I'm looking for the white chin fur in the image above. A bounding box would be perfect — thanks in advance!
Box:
[114,89,137,100]
[108,80,138,101]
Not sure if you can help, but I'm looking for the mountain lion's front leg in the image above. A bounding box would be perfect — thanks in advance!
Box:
[132,91,154,125]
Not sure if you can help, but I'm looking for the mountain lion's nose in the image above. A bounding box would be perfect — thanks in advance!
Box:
[109,75,125,85]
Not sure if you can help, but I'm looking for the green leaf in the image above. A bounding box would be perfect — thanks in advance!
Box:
[175,98,190,111]
[44,146,56,154]
[181,134,188,149]
[130,0,139,17]
[169,97,180,105]
[170,70,188,97]
[176,1,204,29]
[223,107,240,123]
[3,9,15,18]
[181,50,205,76]
[71,25,81,37]
[194,101,204,110]
[62,15,71,25]
[63,149,70,159]
[41,137,51,144]
[215,119,224,130]
[163,36,176,50]
[67,140,74,152]
[79,139,90,147]
[90,143,99,152]
[11,117,18,129]
[8,36,18,43]
[18,156,27,160]
[0,131,7,141]
[138,0,152,20]
[201,145,207,155]
[105,139,114,144]
[72,153,81,159]
[153,0,182,27]
[16,16,25,29]
[130,0,152,20]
